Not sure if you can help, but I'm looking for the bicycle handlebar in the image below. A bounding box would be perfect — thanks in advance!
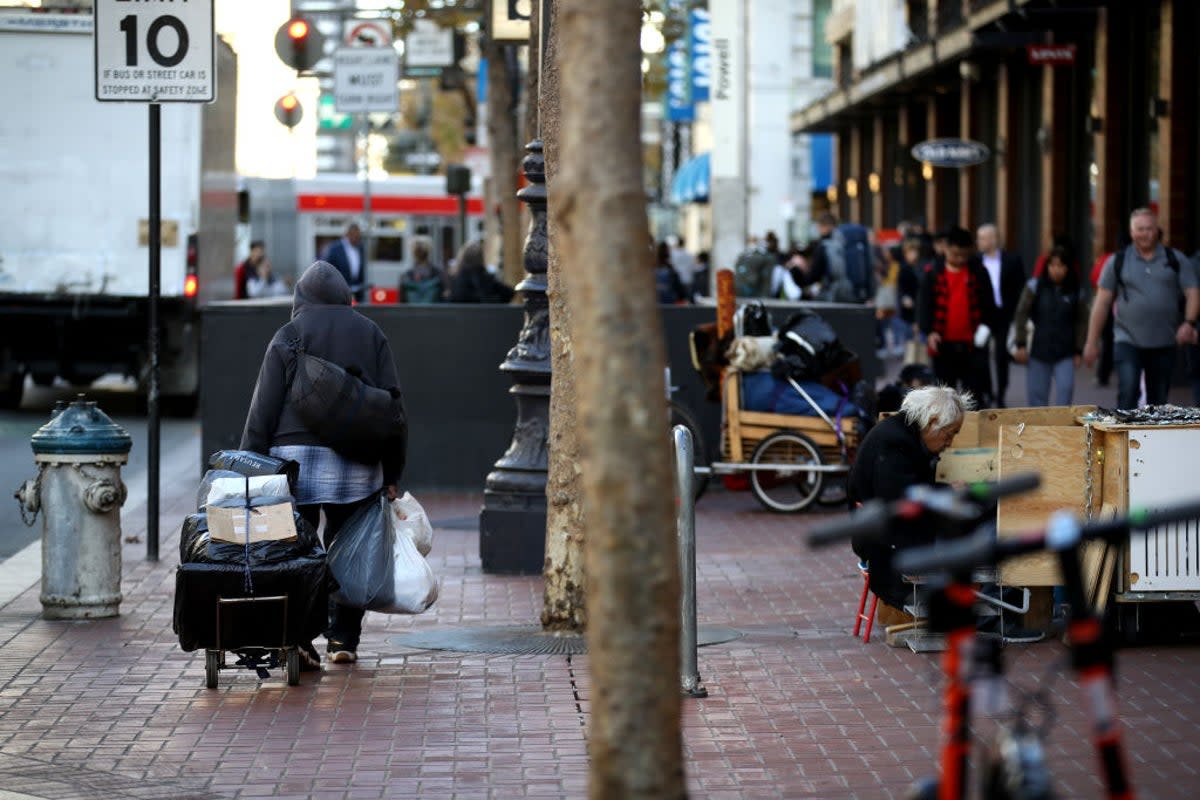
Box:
[806,472,1042,549]
[894,497,1200,575]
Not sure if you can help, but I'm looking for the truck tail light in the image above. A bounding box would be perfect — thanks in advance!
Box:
[183,234,199,298]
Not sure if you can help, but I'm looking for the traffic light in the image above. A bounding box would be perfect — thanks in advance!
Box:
[274,93,303,129]
[274,16,325,72]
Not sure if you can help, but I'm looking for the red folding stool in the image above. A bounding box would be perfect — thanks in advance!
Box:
[854,561,878,642]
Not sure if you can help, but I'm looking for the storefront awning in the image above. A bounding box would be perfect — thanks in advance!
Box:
[670,151,709,205]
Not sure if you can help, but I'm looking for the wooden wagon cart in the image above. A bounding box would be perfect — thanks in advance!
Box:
[698,369,861,512]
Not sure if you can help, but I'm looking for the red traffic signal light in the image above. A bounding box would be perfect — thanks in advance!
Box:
[274,16,324,72]
[274,93,303,129]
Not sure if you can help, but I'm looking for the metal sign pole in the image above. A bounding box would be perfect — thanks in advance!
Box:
[361,114,372,296]
[147,103,161,562]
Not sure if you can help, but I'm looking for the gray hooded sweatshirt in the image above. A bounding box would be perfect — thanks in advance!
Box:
[240,261,406,484]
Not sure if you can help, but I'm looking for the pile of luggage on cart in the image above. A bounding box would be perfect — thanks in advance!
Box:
[173,450,438,688]
[173,450,325,687]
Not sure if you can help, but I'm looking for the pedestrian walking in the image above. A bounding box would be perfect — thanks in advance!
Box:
[240,261,407,667]
[1010,245,1089,406]
[917,225,997,403]
[1083,208,1200,409]
[448,239,514,304]
[976,223,1026,407]
[399,236,448,303]
[319,223,368,303]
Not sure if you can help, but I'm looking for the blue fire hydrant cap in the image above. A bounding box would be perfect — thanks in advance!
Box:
[30,396,133,456]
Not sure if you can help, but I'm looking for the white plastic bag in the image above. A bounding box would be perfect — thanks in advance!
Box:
[390,492,433,556]
[328,495,437,614]
[384,525,439,614]
[205,474,291,507]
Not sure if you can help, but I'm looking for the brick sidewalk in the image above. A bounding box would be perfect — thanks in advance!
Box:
[2,412,1200,797]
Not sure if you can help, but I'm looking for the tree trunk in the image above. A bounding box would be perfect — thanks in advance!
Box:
[485,40,524,289]
[539,0,586,632]
[553,1,685,796]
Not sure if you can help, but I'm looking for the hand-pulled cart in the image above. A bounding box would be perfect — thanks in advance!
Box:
[699,369,860,512]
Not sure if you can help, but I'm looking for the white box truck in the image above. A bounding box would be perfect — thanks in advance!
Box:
[0,11,237,413]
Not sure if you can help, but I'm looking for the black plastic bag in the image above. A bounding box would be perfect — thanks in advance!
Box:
[179,497,322,566]
[172,555,329,651]
[773,310,846,382]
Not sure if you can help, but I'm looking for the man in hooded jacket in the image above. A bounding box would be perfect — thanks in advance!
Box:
[241,261,407,667]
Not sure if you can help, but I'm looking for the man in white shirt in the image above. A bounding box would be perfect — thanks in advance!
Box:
[320,223,367,302]
[976,223,1026,407]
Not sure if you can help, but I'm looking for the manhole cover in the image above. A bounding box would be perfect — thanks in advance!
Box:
[388,625,742,655]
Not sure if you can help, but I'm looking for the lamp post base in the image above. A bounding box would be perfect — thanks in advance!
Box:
[480,499,547,575]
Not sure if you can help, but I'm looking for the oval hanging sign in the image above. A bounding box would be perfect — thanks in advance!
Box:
[911,138,991,167]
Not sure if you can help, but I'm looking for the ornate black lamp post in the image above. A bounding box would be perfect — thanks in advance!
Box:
[479,140,550,574]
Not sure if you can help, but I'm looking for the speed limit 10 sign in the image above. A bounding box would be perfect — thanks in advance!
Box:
[94,0,215,102]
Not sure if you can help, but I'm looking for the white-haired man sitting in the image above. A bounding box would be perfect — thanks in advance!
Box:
[847,386,972,619]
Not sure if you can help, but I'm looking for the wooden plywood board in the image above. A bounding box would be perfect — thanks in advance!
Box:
[996,424,1088,586]
[936,447,997,484]
[977,405,1094,448]
[950,413,981,449]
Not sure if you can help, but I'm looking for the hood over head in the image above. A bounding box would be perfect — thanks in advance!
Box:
[292,261,352,317]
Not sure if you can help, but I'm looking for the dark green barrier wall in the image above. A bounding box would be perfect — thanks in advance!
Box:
[200,301,880,489]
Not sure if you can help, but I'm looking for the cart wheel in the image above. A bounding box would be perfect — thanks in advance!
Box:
[286,648,300,686]
[669,400,711,500]
[749,431,823,513]
[205,650,220,689]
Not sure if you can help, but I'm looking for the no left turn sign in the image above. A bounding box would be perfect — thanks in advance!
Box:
[94,0,215,102]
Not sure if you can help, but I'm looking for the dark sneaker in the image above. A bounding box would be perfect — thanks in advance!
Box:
[299,643,322,672]
[326,640,357,664]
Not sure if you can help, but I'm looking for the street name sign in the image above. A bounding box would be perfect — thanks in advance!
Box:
[911,138,990,168]
[334,47,399,113]
[94,0,215,102]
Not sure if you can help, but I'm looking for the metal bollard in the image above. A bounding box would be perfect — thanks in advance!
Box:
[673,424,707,698]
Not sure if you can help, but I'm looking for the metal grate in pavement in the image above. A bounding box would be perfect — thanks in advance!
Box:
[0,753,225,800]
[388,624,742,655]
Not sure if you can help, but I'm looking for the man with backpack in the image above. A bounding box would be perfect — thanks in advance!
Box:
[801,213,875,304]
[1083,208,1200,409]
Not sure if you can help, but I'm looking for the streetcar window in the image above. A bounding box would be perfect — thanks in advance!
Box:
[373,236,406,262]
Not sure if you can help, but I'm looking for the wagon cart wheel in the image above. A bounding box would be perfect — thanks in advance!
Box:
[205,650,220,689]
[285,647,300,686]
[749,431,823,513]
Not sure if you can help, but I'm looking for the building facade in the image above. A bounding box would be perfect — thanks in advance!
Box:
[792,0,1200,269]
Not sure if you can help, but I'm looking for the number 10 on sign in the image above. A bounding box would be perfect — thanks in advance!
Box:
[95,0,215,103]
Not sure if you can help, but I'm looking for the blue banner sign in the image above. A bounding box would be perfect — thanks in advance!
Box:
[665,37,694,122]
[689,8,711,103]
[911,138,991,167]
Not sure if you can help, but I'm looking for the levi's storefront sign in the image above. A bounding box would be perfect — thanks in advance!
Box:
[911,138,990,168]
[1027,44,1077,65]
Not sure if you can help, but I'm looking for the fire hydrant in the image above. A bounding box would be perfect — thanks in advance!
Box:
[14,396,132,620]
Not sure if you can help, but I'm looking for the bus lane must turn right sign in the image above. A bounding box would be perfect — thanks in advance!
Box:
[334,47,399,114]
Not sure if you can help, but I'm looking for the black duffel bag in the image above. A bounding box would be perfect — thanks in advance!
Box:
[288,349,408,464]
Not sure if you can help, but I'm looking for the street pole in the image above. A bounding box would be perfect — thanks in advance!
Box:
[361,114,372,298]
[146,103,161,562]
[457,191,468,254]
